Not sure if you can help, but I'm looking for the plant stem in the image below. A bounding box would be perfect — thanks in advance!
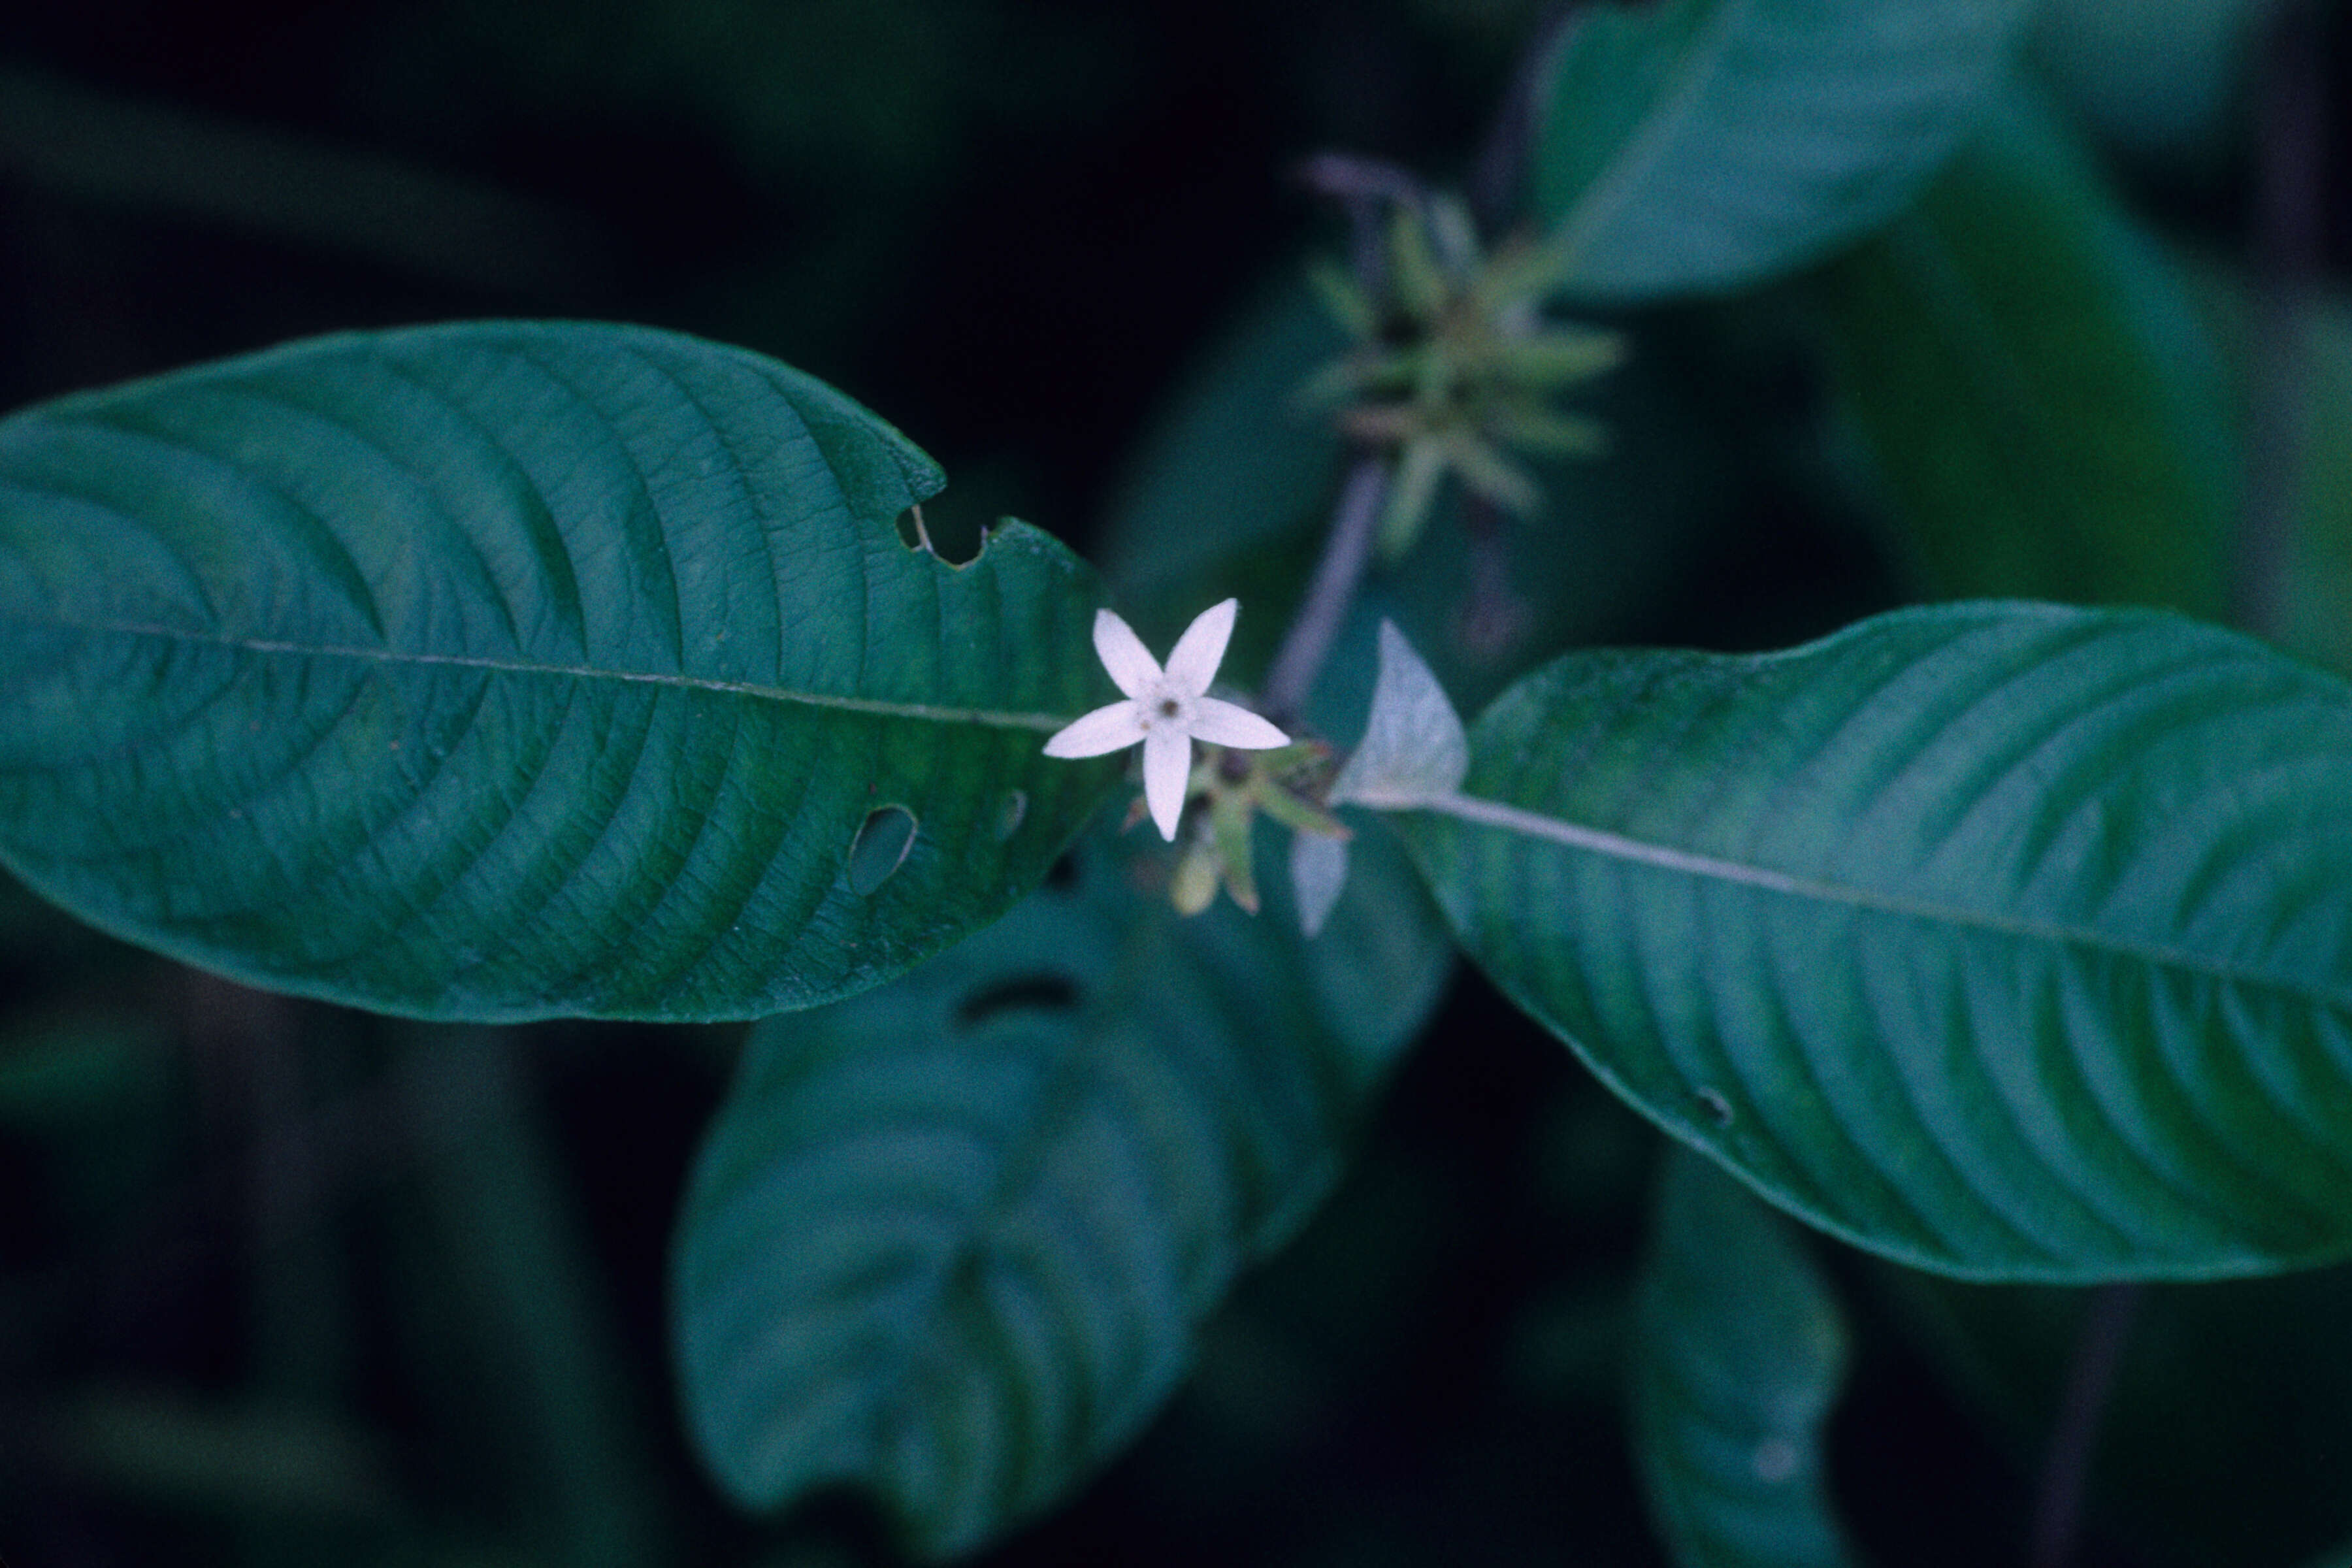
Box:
[1468,0,1588,235]
[2027,1282,2142,1568]
[1262,453,1390,723]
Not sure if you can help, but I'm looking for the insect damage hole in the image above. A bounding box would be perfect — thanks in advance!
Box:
[993,789,1028,841]
[847,806,919,895]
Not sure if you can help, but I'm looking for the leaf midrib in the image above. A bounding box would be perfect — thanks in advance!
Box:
[1429,791,2352,1015]
[14,611,1073,732]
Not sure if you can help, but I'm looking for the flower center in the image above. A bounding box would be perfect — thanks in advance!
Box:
[1158,698,1183,719]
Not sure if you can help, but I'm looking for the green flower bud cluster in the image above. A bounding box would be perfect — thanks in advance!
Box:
[1301,193,1623,559]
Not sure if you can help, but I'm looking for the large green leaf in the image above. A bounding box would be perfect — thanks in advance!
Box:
[0,322,1117,1021]
[1635,1149,1857,1568]
[1812,95,2236,617]
[672,821,1452,1558]
[1531,0,2033,301]
[1399,600,2352,1281]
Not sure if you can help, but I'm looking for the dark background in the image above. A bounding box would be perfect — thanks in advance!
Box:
[0,3,2345,1565]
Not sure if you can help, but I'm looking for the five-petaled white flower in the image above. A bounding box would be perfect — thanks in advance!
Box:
[1044,598,1290,841]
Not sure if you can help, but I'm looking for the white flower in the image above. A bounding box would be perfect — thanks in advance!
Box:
[1044,598,1290,841]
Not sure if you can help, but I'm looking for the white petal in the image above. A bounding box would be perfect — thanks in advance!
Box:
[1142,726,1192,841]
[1162,598,1237,696]
[1188,697,1288,750]
[1043,702,1147,758]
[1092,609,1162,698]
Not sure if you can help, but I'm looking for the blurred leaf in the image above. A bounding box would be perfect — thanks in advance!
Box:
[0,1011,168,1128]
[673,820,1451,1558]
[0,322,1117,1022]
[2029,0,2279,165]
[2182,277,2352,679]
[1096,276,1349,637]
[401,1030,666,1568]
[1812,94,2236,617]
[42,1388,400,1522]
[1531,0,2033,301]
[1885,1262,2352,1566]
[1635,1149,1857,1568]
[2277,299,2352,676]
[1401,600,2352,1281]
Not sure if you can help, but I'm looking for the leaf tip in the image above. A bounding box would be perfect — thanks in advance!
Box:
[1328,620,1467,809]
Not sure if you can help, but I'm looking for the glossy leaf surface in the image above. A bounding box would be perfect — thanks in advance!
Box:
[0,322,1116,1020]
[1814,97,2236,617]
[1405,602,2352,1281]
[1532,0,2032,301]
[1636,1149,1857,1568]
[672,823,1452,1558]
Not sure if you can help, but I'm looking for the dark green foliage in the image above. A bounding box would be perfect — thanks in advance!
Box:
[1405,603,2352,1281]
[672,822,1449,1556]
[1635,1151,1857,1568]
[0,323,1117,1021]
[1533,0,2034,299]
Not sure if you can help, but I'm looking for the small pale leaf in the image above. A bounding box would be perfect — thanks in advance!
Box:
[1290,831,1350,938]
[1328,621,1467,809]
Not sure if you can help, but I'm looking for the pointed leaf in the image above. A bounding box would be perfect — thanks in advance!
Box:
[1532,0,2034,300]
[0,322,1117,1021]
[672,823,1452,1557]
[1401,601,2352,1281]
[1329,621,1467,809]
[1635,1149,1858,1568]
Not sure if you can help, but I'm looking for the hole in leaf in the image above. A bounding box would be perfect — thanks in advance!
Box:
[894,498,985,564]
[956,973,1081,1028]
[993,790,1028,841]
[847,806,919,895]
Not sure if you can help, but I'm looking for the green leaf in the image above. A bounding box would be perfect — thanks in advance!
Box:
[1812,94,2236,617]
[2029,0,2278,165]
[0,321,1118,1021]
[1531,0,2033,301]
[672,821,1452,1558]
[1399,600,2352,1282]
[2181,276,2352,681]
[1635,1149,1857,1568]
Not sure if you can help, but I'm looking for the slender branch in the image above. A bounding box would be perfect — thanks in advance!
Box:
[2238,0,2327,642]
[1298,152,1426,297]
[2027,1282,2143,1568]
[1262,453,1390,722]
[1467,0,1589,236]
